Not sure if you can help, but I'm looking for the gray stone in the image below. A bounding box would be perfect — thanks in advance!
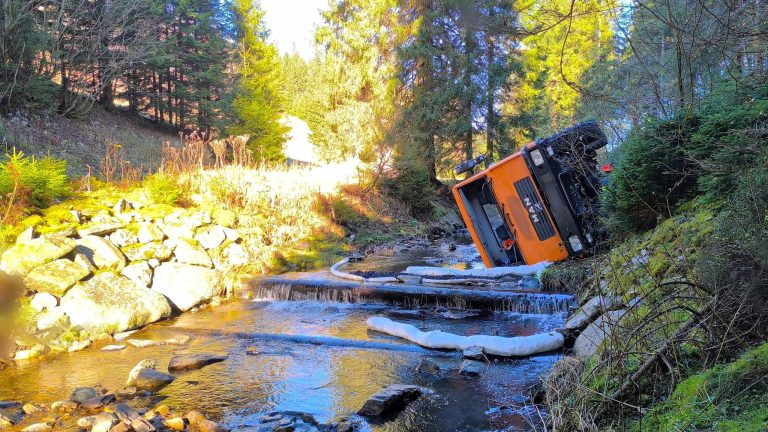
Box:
[172,238,212,267]
[70,387,99,404]
[137,223,165,244]
[21,422,53,432]
[60,273,171,333]
[459,360,484,376]
[121,242,173,262]
[77,221,124,237]
[68,340,92,352]
[573,309,628,357]
[565,295,623,331]
[30,292,58,312]
[121,261,153,287]
[36,307,69,331]
[159,223,194,241]
[24,258,90,296]
[77,416,97,429]
[168,353,228,372]
[152,263,222,311]
[73,252,97,273]
[0,236,76,276]
[358,384,425,417]
[91,412,118,432]
[222,227,240,242]
[0,401,23,426]
[397,274,423,285]
[221,243,249,268]
[110,229,139,248]
[126,360,175,392]
[462,346,485,361]
[185,211,211,229]
[195,225,226,250]
[75,236,127,271]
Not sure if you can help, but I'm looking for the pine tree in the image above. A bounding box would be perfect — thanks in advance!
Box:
[231,0,288,161]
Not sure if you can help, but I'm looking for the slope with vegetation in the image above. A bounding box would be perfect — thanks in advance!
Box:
[541,80,768,431]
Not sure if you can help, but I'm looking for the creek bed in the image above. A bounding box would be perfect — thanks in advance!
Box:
[0,238,570,431]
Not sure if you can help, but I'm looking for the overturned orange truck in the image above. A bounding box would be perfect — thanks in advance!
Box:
[452,121,608,267]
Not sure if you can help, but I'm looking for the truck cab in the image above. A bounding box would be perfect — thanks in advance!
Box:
[452,121,607,267]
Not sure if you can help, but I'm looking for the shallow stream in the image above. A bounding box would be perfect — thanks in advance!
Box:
[0,237,569,431]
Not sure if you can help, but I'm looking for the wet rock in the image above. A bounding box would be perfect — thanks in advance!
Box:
[68,339,92,352]
[152,263,222,311]
[163,417,185,431]
[257,411,320,432]
[416,358,441,376]
[110,229,139,248]
[573,309,628,357]
[127,339,161,348]
[172,238,213,267]
[459,360,484,376]
[0,236,76,276]
[121,261,153,287]
[22,404,40,415]
[81,393,115,410]
[462,346,485,361]
[127,360,175,392]
[168,353,228,372]
[75,235,127,271]
[91,412,119,432]
[185,410,224,432]
[70,387,99,404]
[113,402,155,432]
[77,416,97,429]
[564,296,623,331]
[0,401,23,426]
[358,384,425,418]
[30,292,58,312]
[77,222,124,237]
[51,400,78,413]
[24,258,90,296]
[195,225,226,250]
[138,223,165,244]
[21,422,53,432]
[165,334,191,345]
[61,273,171,333]
[14,344,49,361]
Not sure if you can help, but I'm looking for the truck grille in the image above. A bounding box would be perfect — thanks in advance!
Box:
[514,177,556,241]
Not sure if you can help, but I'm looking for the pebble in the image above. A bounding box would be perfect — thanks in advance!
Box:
[51,400,78,413]
[77,416,97,429]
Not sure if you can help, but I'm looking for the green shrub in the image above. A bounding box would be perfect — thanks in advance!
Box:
[143,172,182,205]
[0,150,68,209]
[383,161,434,218]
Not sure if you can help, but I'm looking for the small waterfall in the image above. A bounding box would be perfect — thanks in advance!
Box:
[248,277,575,314]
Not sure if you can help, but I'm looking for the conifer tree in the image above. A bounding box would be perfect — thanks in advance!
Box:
[231,0,287,161]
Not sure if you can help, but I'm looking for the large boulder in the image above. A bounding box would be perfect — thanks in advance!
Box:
[171,238,213,268]
[120,261,153,287]
[0,236,76,276]
[60,273,171,333]
[74,236,127,271]
[152,263,222,311]
[23,259,90,296]
[573,309,628,357]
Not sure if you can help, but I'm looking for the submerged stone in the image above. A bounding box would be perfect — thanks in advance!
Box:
[459,359,484,376]
[168,353,228,372]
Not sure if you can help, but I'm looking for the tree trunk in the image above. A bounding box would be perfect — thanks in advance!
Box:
[485,8,495,162]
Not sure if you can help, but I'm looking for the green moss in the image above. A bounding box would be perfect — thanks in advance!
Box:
[637,342,768,431]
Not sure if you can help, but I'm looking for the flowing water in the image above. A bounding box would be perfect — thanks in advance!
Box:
[0,237,571,431]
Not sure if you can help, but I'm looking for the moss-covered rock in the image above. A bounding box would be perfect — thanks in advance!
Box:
[0,236,76,276]
[23,258,90,296]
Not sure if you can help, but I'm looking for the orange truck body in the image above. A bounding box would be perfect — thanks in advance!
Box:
[452,121,607,267]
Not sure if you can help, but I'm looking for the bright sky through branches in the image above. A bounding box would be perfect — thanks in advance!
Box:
[260,0,328,60]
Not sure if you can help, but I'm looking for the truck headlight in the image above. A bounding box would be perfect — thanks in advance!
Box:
[530,149,545,166]
[569,235,583,252]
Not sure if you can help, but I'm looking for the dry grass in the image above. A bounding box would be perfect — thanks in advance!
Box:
[182,161,370,272]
